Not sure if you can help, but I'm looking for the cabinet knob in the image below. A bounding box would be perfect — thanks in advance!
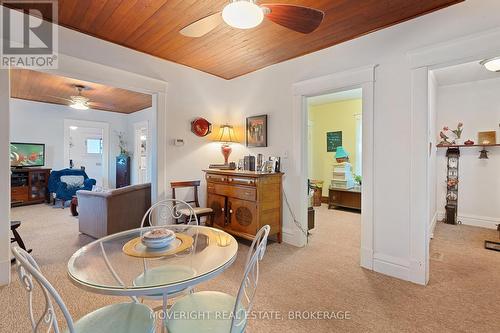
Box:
[221,207,225,212]
[229,209,233,214]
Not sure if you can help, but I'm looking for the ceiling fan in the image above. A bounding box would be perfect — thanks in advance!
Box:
[180,0,324,38]
[49,85,113,111]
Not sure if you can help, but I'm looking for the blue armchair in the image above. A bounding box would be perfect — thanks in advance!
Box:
[48,169,96,206]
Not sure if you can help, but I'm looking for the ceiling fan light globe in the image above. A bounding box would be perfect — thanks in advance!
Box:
[222,1,264,29]
[480,57,500,72]
[70,102,89,110]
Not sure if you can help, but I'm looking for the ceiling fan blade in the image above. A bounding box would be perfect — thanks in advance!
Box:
[262,4,324,34]
[180,12,223,38]
[47,95,73,103]
[88,102,115,109]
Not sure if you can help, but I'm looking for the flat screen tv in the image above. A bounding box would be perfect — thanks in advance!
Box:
[10,143,45,168]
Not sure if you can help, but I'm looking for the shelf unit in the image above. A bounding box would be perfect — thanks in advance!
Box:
[11,168,51,206]
[437,144,500,148]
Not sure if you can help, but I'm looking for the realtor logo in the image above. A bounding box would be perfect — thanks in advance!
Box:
[1,0,58,68]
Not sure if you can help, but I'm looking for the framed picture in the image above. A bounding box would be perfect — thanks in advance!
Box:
[477,131,496,145]
[246,115,267,147]
[326,131,342,152]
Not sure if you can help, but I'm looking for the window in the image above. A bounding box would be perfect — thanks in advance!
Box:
[86,138,103,154]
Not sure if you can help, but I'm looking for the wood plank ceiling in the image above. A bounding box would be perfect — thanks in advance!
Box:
[10,69,152,114]
[6,0,463,79]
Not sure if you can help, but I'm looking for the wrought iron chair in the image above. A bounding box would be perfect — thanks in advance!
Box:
[165,225,271,333]
[11,246,155,333]
[134,199,200,307]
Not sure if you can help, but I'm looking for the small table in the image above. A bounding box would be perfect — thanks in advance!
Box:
[68,225,238,328]
[328,186,362,210]
[70,196,78,216]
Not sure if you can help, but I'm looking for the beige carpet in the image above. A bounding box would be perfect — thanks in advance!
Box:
[2,204,500,332]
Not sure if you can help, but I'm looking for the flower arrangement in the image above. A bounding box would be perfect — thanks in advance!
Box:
[115,131,130,156]
[451,122,463,139]
[439,122,463,145]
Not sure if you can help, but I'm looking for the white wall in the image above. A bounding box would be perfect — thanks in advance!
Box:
[224,0,500,278]
[428,72,438,237]
[436,78,500,229]
[10,99,127,188]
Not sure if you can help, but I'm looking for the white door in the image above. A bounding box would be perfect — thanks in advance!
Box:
[134,121,150,184]
[68,126,104,186]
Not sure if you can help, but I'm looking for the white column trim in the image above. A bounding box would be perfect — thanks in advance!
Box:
[0,69,10,286]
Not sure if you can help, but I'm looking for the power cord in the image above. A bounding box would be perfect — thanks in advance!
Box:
[282,188,309,239]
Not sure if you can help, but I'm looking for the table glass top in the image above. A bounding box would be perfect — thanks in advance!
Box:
[67,225,238,291]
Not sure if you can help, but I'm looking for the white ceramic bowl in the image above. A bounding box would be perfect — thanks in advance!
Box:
[141,229,176,249]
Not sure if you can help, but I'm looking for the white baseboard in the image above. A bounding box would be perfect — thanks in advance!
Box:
[282,227,305,247]
[409,259,427,285]
[437,212,499,230]
[360,247,373,270]
[373,253,410,282]
[429,212,438,239]
[0,260,10,286]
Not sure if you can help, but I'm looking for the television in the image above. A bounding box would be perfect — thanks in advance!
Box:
[10,143,45,168]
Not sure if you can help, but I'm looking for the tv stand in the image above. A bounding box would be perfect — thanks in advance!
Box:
[11,168,51,207]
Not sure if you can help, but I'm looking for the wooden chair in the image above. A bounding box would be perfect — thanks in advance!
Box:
[171,180,214,225]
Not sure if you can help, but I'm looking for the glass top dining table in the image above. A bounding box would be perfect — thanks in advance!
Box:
[67,225,238,297]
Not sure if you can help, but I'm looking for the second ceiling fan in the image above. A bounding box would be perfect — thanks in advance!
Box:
[180,0,324,38]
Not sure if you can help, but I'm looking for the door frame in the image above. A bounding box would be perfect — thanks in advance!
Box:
[292,65,377,270]
[63,119,110,188]
[133,120,150,184]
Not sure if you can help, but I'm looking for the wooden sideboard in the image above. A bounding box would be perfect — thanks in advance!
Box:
[11,168,51,207]
[204,170,283,243]
[328,186,361,211]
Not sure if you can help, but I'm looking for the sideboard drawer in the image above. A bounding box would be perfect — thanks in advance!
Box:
[226,176,257,186]
[208,183,256,202]
[206,174,227,183]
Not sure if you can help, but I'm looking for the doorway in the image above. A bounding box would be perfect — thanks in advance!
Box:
[306,88,363,253]
[64,119,110,188]
[426,60,500,283]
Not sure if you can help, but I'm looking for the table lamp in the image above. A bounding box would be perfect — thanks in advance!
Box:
[217,124,236,164]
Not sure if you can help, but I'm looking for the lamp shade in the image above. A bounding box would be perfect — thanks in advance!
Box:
[217,125,237,143]
[335,146,349,159]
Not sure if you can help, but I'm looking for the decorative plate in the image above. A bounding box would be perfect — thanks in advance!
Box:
[191,117,212,137]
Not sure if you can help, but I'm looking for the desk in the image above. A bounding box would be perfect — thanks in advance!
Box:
[328,186,361,211]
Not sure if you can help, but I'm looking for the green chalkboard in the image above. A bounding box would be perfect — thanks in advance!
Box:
[326,131,342,152]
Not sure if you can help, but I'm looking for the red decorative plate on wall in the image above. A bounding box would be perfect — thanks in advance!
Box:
[191,117,212,137]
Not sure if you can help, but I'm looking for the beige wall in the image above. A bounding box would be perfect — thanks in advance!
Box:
[308,99,362,196]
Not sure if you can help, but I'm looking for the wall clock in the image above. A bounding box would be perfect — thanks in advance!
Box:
[191,117,212,137]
